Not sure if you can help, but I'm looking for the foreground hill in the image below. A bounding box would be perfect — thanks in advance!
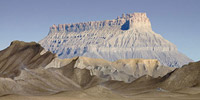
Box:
[161,61,200,90]
[103,61,200,95]
[0,41,173,96]
[0,41,199,100]
[39,13,192,67]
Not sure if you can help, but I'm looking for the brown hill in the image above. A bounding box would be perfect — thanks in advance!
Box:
[160,61,200,91]
[0,40,55,78]
[0,41,199,100]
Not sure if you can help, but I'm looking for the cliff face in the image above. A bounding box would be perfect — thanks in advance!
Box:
[39,12,192,67]
[49,13,151,33]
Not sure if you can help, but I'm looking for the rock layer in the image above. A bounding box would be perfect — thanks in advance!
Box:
[39,12,192,67]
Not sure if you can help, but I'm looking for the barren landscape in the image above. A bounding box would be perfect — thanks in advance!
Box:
[0,41,199,100]
[0,1,199,99]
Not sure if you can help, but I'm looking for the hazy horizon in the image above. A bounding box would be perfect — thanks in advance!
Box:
[0,0,199,61]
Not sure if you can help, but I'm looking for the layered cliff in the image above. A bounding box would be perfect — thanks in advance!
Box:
[40,12,192,67]
[49,13,151,33]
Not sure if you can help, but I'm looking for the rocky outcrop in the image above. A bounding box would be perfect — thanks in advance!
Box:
[39,12,192,67]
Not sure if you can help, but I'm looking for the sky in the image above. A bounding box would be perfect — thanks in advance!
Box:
[0,0,199,61]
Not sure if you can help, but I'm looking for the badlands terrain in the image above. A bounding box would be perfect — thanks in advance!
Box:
[0,41,199,100]
[0,12,198,100]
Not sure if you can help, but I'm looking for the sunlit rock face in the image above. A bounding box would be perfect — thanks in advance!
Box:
[39,13,192,67]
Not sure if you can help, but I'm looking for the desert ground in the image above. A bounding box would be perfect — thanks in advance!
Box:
[1,86,200,100]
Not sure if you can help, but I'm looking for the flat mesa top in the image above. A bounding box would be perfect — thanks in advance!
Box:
[49,12,151,33]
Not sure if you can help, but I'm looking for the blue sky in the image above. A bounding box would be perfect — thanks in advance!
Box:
[0,0,199,61]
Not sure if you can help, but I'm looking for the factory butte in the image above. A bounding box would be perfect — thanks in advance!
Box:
[40,13,192,67]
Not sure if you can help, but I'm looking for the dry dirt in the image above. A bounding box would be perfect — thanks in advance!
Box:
[1,86,200,100]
